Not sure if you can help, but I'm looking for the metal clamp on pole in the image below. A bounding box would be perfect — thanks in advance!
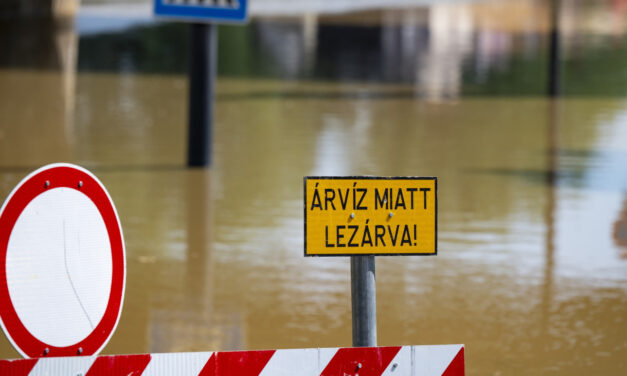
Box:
[351,255,377,347]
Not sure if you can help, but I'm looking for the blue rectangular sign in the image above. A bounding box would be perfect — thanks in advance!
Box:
[154,0,248,23]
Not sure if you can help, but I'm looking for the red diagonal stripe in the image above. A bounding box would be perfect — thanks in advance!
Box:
[85,354,151,376]
[198,353,216,376]
[442,347,464,376]
[0,358,38,375]
[321,346,401,376]
[199,350,275,376]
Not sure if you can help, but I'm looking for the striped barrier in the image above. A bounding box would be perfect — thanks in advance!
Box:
[0,345,464,376]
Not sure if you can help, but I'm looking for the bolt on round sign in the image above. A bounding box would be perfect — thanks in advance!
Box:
[304,177,437,256]
[0,164,125,358]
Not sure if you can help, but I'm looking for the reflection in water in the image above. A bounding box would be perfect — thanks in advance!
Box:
[415,4,473,100]
[74,0,627,99]
[614,197,627,258]
[0,18,77,165]
[146,170,244,352]
[541,99,559,341]
[0,0,627,374]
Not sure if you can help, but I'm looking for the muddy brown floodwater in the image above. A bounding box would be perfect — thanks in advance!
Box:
[1,0,626,374]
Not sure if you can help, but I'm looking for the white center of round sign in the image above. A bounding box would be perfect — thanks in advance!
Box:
[6,188,112,347]
[0,163,125,358]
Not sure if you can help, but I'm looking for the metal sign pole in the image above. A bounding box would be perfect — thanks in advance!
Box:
[351,255,377,347]
[304,177,437,348]
[548,0,561,97]
[188,23,217,167]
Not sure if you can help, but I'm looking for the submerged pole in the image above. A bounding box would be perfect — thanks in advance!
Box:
[188,23,217,167]
[351,255,377,347]
[548,0,561,97]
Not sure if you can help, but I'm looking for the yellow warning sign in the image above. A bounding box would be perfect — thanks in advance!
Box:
[304,177,437,256]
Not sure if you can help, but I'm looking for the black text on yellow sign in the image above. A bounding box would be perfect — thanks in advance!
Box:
[304,177,437,256]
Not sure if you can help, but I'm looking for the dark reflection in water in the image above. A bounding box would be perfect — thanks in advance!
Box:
[0,18,76,71]
[614,197,627,258]
[78,22,189,74]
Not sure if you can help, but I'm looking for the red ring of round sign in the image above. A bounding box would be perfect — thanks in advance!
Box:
[0,164,125,358]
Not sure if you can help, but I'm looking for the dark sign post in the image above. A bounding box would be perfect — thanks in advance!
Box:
[188,23,217,167]
[153,0,248,167]
[548,0,561,97]
[304,177,438,347]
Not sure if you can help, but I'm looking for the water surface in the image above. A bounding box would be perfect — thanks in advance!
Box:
[0,0,626,374]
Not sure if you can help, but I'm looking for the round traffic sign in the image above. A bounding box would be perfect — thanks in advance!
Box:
[0,164,125,358]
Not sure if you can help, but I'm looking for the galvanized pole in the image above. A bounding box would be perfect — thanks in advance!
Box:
[188,23,217,167]
[351,255,377,347]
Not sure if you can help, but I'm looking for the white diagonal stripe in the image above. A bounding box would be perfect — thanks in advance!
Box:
[29,356,96,376]
[142,352,213,376]
[413,345,463,376]
[258,349,318,376]
[381,346,411,376]
[317,347,339,372]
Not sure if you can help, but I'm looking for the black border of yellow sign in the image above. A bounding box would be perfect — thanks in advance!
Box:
[304,176,437,257]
